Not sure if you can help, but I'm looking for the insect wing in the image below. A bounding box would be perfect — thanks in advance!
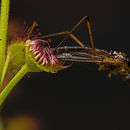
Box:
[56,51,105,63]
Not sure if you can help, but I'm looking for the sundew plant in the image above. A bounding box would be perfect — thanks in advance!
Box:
[0,0,130,110]
[0,0,71,108]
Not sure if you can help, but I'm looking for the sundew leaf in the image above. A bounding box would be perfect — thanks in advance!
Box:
[7,41,26,75]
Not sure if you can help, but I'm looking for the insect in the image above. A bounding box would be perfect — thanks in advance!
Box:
[40,16,130,78]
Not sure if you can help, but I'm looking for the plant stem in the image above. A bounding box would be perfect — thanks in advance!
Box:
[0,0,10,87]
[1,54,10,84]
[0,64,28,107]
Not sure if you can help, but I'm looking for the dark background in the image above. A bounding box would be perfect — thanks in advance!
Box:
[2,0,130,130]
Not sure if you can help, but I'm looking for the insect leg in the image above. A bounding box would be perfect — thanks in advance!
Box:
[41,31,85,47]
[27,21,38,39]
[56,16,95,50]
[86,17,95,50]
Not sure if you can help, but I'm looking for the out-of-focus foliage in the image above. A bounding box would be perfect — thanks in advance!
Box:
[3,114,42,130]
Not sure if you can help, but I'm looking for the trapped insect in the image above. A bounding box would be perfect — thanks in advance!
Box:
[40,16,130,78]
[26,16,130,78]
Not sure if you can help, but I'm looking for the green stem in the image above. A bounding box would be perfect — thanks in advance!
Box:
[1,54,10,84]
[0,0,10,87]
[0,64,28,107]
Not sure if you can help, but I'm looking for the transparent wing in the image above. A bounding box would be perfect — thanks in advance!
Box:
[56,51,105,63]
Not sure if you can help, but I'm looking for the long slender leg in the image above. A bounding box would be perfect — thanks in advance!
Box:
[27,21,38,38]
[55,16,95,50]
[40,31,85,47]
[86,17,95,50]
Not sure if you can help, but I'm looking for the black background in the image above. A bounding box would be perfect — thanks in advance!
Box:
[2,0,130,129]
